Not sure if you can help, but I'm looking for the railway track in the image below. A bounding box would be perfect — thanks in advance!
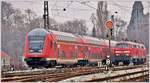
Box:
[1,64,148,82]
[86,67,148,82]
[1,67,103,82]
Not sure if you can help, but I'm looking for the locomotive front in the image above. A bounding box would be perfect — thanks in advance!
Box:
[23,28,48,68]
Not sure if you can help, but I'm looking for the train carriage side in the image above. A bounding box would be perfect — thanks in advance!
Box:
[80,36,104,66]
[49,30,85,67]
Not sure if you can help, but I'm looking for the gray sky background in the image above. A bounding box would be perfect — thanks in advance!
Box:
[3,0,149,34]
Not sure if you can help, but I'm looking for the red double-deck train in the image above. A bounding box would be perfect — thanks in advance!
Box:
[23,28,146,68]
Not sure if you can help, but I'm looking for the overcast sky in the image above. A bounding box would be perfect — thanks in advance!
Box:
[3,0,149,34]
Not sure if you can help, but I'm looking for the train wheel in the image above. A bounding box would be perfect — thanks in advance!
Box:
[77,60,88,66]
[123,61,130,65]
[46,60,57,68]
[102,60,106,65]
[113,62,119,66]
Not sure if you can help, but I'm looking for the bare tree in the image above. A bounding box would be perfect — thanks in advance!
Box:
[114,17,127,40]
[59,19,88,35]
[96,1,108,38]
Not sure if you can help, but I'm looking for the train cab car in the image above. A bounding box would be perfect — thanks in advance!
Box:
[24,28,85,68]
[23,28,50,68]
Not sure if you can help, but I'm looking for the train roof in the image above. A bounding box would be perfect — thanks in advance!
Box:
[100,39,119,47]
[81,36,101,45]
[118,41,145,48]
[49,30,78,42]
[27,28,120,46]
[28,28,48,36]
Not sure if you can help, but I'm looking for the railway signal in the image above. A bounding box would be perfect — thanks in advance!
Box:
[105,20,113,29]
[106,59,110,65]
[105,20,113,70]
[106,55,111,71]
[106,20,113,37]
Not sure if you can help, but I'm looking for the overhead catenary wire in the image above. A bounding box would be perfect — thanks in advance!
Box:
[54,1,74,16]
[51,0,97,20]
[110,2,132,11]
[76,1,97,9]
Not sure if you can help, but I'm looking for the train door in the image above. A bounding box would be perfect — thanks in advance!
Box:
[77,45,89,66]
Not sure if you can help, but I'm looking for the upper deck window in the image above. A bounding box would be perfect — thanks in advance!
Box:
[28,36,45,41]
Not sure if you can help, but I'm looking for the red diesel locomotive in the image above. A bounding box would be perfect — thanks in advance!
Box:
[111,41,146,65]
[23,28,146,68]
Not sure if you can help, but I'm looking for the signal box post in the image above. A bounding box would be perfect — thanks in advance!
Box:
[105,20,113,71]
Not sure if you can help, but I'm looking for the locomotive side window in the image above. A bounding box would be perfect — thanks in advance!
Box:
[141,46,144,49]
[137,45,140,48]
[133,45,136,48]
[134,45,139,48]
[135,45,137,48]
[116,43,128,48]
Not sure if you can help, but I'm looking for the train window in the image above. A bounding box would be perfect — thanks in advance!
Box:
[91,53,99,59]
[71,52,76,59]
[28,36,45,41]
[50,41,53,48]
[54,42,57,50]
[136,45,140,48]
[132,45,134,48]
[29,41,44,53]
[133,45,136,48]
[59,50,65,59]
[116,43,128,48]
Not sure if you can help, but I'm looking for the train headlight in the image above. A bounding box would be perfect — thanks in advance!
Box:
[124,51,130,53]
[30,50,33,52]
[107,55,110,58]
[126,54,129,56]
[116,54,119,56]
[115,51,122,53]
[39,50,42,52]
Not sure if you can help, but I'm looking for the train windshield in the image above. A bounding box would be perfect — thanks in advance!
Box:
[116,43,128,48]
[28,36,45,53]
[28,28,48,53]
